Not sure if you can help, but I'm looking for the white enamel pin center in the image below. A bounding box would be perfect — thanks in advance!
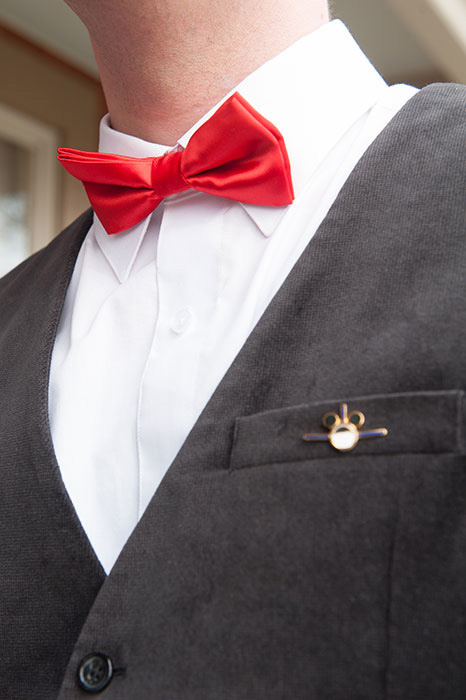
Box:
[302,403,388,452]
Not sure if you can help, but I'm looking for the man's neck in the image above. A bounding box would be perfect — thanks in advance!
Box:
[84,0,329,145]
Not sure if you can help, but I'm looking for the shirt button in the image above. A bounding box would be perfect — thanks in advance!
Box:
[77,653,113,693]
[170,307,194,334]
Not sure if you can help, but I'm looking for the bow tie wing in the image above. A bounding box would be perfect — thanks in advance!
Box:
[57,150,164,234]
[181,92,294,207]
[57,92,294,235]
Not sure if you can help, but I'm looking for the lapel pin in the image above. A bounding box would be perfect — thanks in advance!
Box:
[302,403,388,452]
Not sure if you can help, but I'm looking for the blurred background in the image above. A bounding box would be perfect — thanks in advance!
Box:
[0,0,465,275]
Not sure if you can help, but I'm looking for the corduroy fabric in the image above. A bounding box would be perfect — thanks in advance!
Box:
[0,84,465,699]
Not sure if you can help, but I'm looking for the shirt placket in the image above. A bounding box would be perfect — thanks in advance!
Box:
[135,194,226,519]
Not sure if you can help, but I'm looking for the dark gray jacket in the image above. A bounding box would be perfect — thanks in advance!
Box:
[0,84,465,699]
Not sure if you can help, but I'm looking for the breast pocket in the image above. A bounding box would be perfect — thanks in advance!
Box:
[230,390,465,470]
[212,391,466,696]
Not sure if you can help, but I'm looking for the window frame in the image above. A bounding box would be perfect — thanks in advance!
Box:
[0,102,59,258]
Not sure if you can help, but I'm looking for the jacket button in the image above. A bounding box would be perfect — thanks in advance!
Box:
[77,653,113,693]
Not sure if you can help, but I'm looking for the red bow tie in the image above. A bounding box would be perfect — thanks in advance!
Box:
[57,92,294,235]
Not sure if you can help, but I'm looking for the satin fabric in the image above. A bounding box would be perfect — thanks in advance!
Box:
[58,92,294,235]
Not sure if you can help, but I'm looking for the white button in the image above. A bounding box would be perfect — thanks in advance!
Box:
[170,307,194,334]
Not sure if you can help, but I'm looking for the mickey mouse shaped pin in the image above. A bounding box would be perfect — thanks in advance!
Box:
[302,403,388,452]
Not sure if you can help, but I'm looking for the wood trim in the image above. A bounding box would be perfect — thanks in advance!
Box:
[387,0,466,83]
[0,20,101,88]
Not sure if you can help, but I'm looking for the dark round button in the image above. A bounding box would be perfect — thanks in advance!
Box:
[78,653,113,693]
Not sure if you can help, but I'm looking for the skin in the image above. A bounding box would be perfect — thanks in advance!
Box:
[64,0,330,145]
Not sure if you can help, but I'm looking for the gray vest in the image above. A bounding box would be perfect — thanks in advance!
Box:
[1,84,465,700]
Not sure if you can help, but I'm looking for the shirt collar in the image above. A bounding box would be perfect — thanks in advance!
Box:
[95,19,388,282]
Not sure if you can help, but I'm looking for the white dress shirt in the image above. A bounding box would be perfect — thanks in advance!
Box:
[49,20,418,574]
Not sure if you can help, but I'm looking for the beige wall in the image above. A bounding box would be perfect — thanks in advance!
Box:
[0,24,106,232]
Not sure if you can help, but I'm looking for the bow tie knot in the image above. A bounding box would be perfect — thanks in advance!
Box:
[58,92,294,235]
[151,150,189,199]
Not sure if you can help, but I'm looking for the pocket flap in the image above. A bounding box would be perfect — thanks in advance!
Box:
[230,390,464,470]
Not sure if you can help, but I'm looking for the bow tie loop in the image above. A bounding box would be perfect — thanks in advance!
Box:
[58,92,294,235]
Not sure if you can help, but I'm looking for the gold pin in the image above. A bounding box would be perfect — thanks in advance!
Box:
[302,403,388,452]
